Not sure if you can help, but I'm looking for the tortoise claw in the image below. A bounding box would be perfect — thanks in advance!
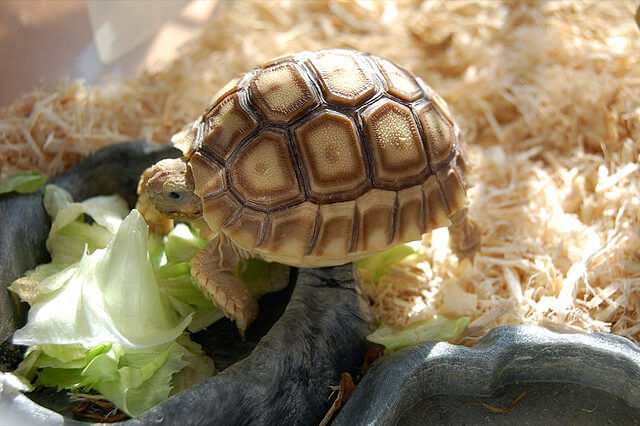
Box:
[234,297,259,340]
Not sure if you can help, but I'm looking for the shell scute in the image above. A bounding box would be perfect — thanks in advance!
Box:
[223,208,267,250]
[309,51,376,107]
[311,201,356,257]
[354,189,396,252]
[437,167,467,216]
[207,77,241,108]
[419,80,455,125]
[415,102,454,168]
[201,93,258,160]
[248,61,318,124]
[229,132,303,210]
[257,202,318,260]
[372,56,422,102]
[202,192,241,229]
[393,185,424,244]
[190,152,225,197]
[294,110,369,202]
[361,98,429,188]
[422,175,451,231]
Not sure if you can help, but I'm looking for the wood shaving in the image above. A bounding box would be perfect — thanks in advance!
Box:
[320,372,356,426]
[1,1,638,343]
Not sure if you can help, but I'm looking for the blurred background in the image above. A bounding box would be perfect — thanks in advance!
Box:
[0,0,217,106]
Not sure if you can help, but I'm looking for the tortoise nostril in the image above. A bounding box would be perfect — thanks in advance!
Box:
[169,191,181,200]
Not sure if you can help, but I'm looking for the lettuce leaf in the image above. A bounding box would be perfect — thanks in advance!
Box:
[9,186,129,305]
[355,243,418,283]
[236,258,290,298]
[12,210,191,349]
[14,338,214,417]
[43,185,129,263]
[0,170,47,194]
[44,185,128,235]
[11,208,214,416]
[164,224,207,264]
[367,316,471,350]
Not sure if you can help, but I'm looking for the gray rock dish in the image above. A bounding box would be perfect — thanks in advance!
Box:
[335,324,640,424]
[0,142,374,424]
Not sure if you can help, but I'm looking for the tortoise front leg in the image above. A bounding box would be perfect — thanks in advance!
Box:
[448,208,481,261]
[191,233,259,336]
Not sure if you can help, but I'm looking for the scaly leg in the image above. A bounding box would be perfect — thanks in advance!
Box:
[448,208,481,261]
[191,233,259,336]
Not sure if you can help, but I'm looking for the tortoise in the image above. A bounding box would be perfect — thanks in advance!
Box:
[137,49,480,335]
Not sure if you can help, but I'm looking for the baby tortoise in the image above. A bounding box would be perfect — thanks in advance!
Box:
[138,49,481,335]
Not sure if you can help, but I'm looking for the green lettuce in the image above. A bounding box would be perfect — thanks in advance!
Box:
[367,316,471,350]
[11,209,213,416]
[0,170,47,194]
[12,210,191,348]
[44,184,129,263]
[9,185,129,305]
[17,337,213,417]
[237,258,290,298]
[355,243,419,283]
[164,223,207,264]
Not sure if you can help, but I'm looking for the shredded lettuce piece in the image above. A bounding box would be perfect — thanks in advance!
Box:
[367,316,471,350]
[237,258,290,298]
[15,338,214,417]
[164,224,207,264]
[170,334,215,394]
[46,221,113,264]
[156,262,212,307]
[355,243,418,283]
[43,185,129,263]
[0,170,47,194]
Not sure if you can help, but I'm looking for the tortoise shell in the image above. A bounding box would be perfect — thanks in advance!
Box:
[183,49,469,266]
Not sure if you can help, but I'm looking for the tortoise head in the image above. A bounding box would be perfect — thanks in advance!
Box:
[141,158,203,220]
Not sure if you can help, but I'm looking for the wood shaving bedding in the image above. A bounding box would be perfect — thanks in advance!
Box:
[1,0,638,343]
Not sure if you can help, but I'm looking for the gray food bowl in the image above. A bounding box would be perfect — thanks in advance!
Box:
[335,325,640,424]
